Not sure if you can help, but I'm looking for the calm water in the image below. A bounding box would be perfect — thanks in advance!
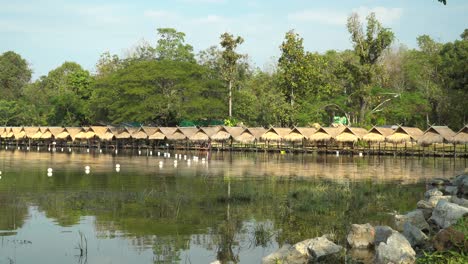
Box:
[0,149,466,264]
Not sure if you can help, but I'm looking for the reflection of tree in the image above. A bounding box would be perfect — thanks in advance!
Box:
[152,236,187,264]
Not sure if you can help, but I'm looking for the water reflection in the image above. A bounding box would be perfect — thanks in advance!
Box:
[0,150,465,263]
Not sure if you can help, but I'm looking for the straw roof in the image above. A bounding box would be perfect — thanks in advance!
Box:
[48,127,66,138]
[283,127,317,142]
[335,127,368,143]
[260,127,292,142]
[24,127,41,138]
[451,125,468,144]
[12,127,26,140]
[108,127,131,139]
[1,127,11,138]
[189,126,219,142]
[0,127,4,137]
[90,126,114,141]
[362,127,395,142]
[66,127,85,141]
[386,126,424,143]
[142,126,159,138]
[149,127,177,140]
[210,126,231,141]
[418,126,456,145]
[234,127,266,143]
[131,127,148,140]
[308,127,344,142]
[167,127,198,141]
[40,128,53,139]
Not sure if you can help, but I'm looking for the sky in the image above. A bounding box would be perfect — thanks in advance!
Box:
[1,0,467,79]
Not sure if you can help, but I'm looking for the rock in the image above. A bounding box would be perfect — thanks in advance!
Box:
[431,178,449,186]
[262,245,291,264]
[374,226,395,245]
[433,226,468,252]
[262,236,343,264]
[347,223,375,248]
[444,185,458,195]
[430,200,468,228]
[417,200,434,209]
[419,208,433,220]
[428,195,451,207]
[402,222,428,247]
[376,232,416,264]
[425,188,443,198]
[394,210,430,232]
[349,248,374,264]
[451,174,468,186]
[307,236,343,262]
[451,196,468,208]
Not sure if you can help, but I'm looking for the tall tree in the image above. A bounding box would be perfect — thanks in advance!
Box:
[155,28,195,62]
[346,12,394,124]
[220,32,244,118]
[0,51,32,100]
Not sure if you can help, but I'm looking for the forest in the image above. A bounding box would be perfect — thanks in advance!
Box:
[0,13,466,130]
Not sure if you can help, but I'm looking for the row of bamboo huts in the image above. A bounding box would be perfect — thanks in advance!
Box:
[0,125,467,147]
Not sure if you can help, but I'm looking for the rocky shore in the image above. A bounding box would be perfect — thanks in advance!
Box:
[262,173,468,264]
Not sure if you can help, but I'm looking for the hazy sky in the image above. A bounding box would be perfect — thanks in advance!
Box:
[1,0,467,79]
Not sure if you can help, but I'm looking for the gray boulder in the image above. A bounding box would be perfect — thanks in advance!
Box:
[347,223,375,248]
[444,186,458,195]
[402,222,428,247]
[428,195,451,207]
[394,210,430,232]
[376,232,416,264]
[374,226,395,245]
[262,236,343,264]
[429,200,468,228]
[307,236,343,262]
[417,200,433,209]
[451,174,468,186]
[425,188,443,198]
[451,196,468,208]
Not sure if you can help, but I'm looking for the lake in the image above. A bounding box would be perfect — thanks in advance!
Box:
[0,149,466,264]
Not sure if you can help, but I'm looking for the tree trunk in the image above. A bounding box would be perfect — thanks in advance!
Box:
[359,97,367,124]
[290,87,294,106]
[228,80,232,118]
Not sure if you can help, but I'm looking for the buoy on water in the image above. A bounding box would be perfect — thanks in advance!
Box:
[149,151,153,156]
[359,152,363,157]
[116,164,121,168]
[85,165,90,170]
[116,167,120,172]
[336,151,339,156]
[86,149,90,153]
[47,172,53,177]
[47,168,53,173]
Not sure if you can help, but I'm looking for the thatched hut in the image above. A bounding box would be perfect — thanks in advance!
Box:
[167,127,198,141]
[335,127,368,143]
[260,127,291,142]
[452,125,468,144]
[109,127,132,140]
[75,127,91,140]
[308,127,344,143]
[283,127,317,142]
[234,127,266,143]
[189,127,218,142]
[39,127,54,140]
[363,127,395,143]
[91,126,115,141]
[142,127,159,139]
[130,127,148,140]
[1,127,12,139]
[66,127,85,141]
[418,126,456,146]
[12,127,26,140]
[386,126,424,143]
[148,127,177,140]
[24,127,41,139]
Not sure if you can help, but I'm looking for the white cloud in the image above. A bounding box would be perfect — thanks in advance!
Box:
[144,10,178,20]
[352,6,403,25]
[288,9,347,25]
[288,6,403,26]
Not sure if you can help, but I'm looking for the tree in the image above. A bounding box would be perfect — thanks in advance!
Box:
[346,12,394,124]
[220,32,244,118]
[95,51,121,78]
[155,28,195,62]
[438,0,447,5]
[0,51,32,100]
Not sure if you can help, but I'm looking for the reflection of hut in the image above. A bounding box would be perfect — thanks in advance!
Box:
[452,125,468,144]
[283,127,317,142]
[234,127,266,143]
[66,127,85,141]
[149,127,177,140]
[386,126,424,143]
[308,127,344,143]
[363,127,395,143]
[167,127,198,141]
[190,127,219,142]
[260,127,291,142]
[418,126,456,146]
[335,127,368,143]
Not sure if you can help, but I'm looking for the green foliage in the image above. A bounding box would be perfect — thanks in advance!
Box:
[0,51,32,100]
[155,28,195,62]
[417,251,467,264]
